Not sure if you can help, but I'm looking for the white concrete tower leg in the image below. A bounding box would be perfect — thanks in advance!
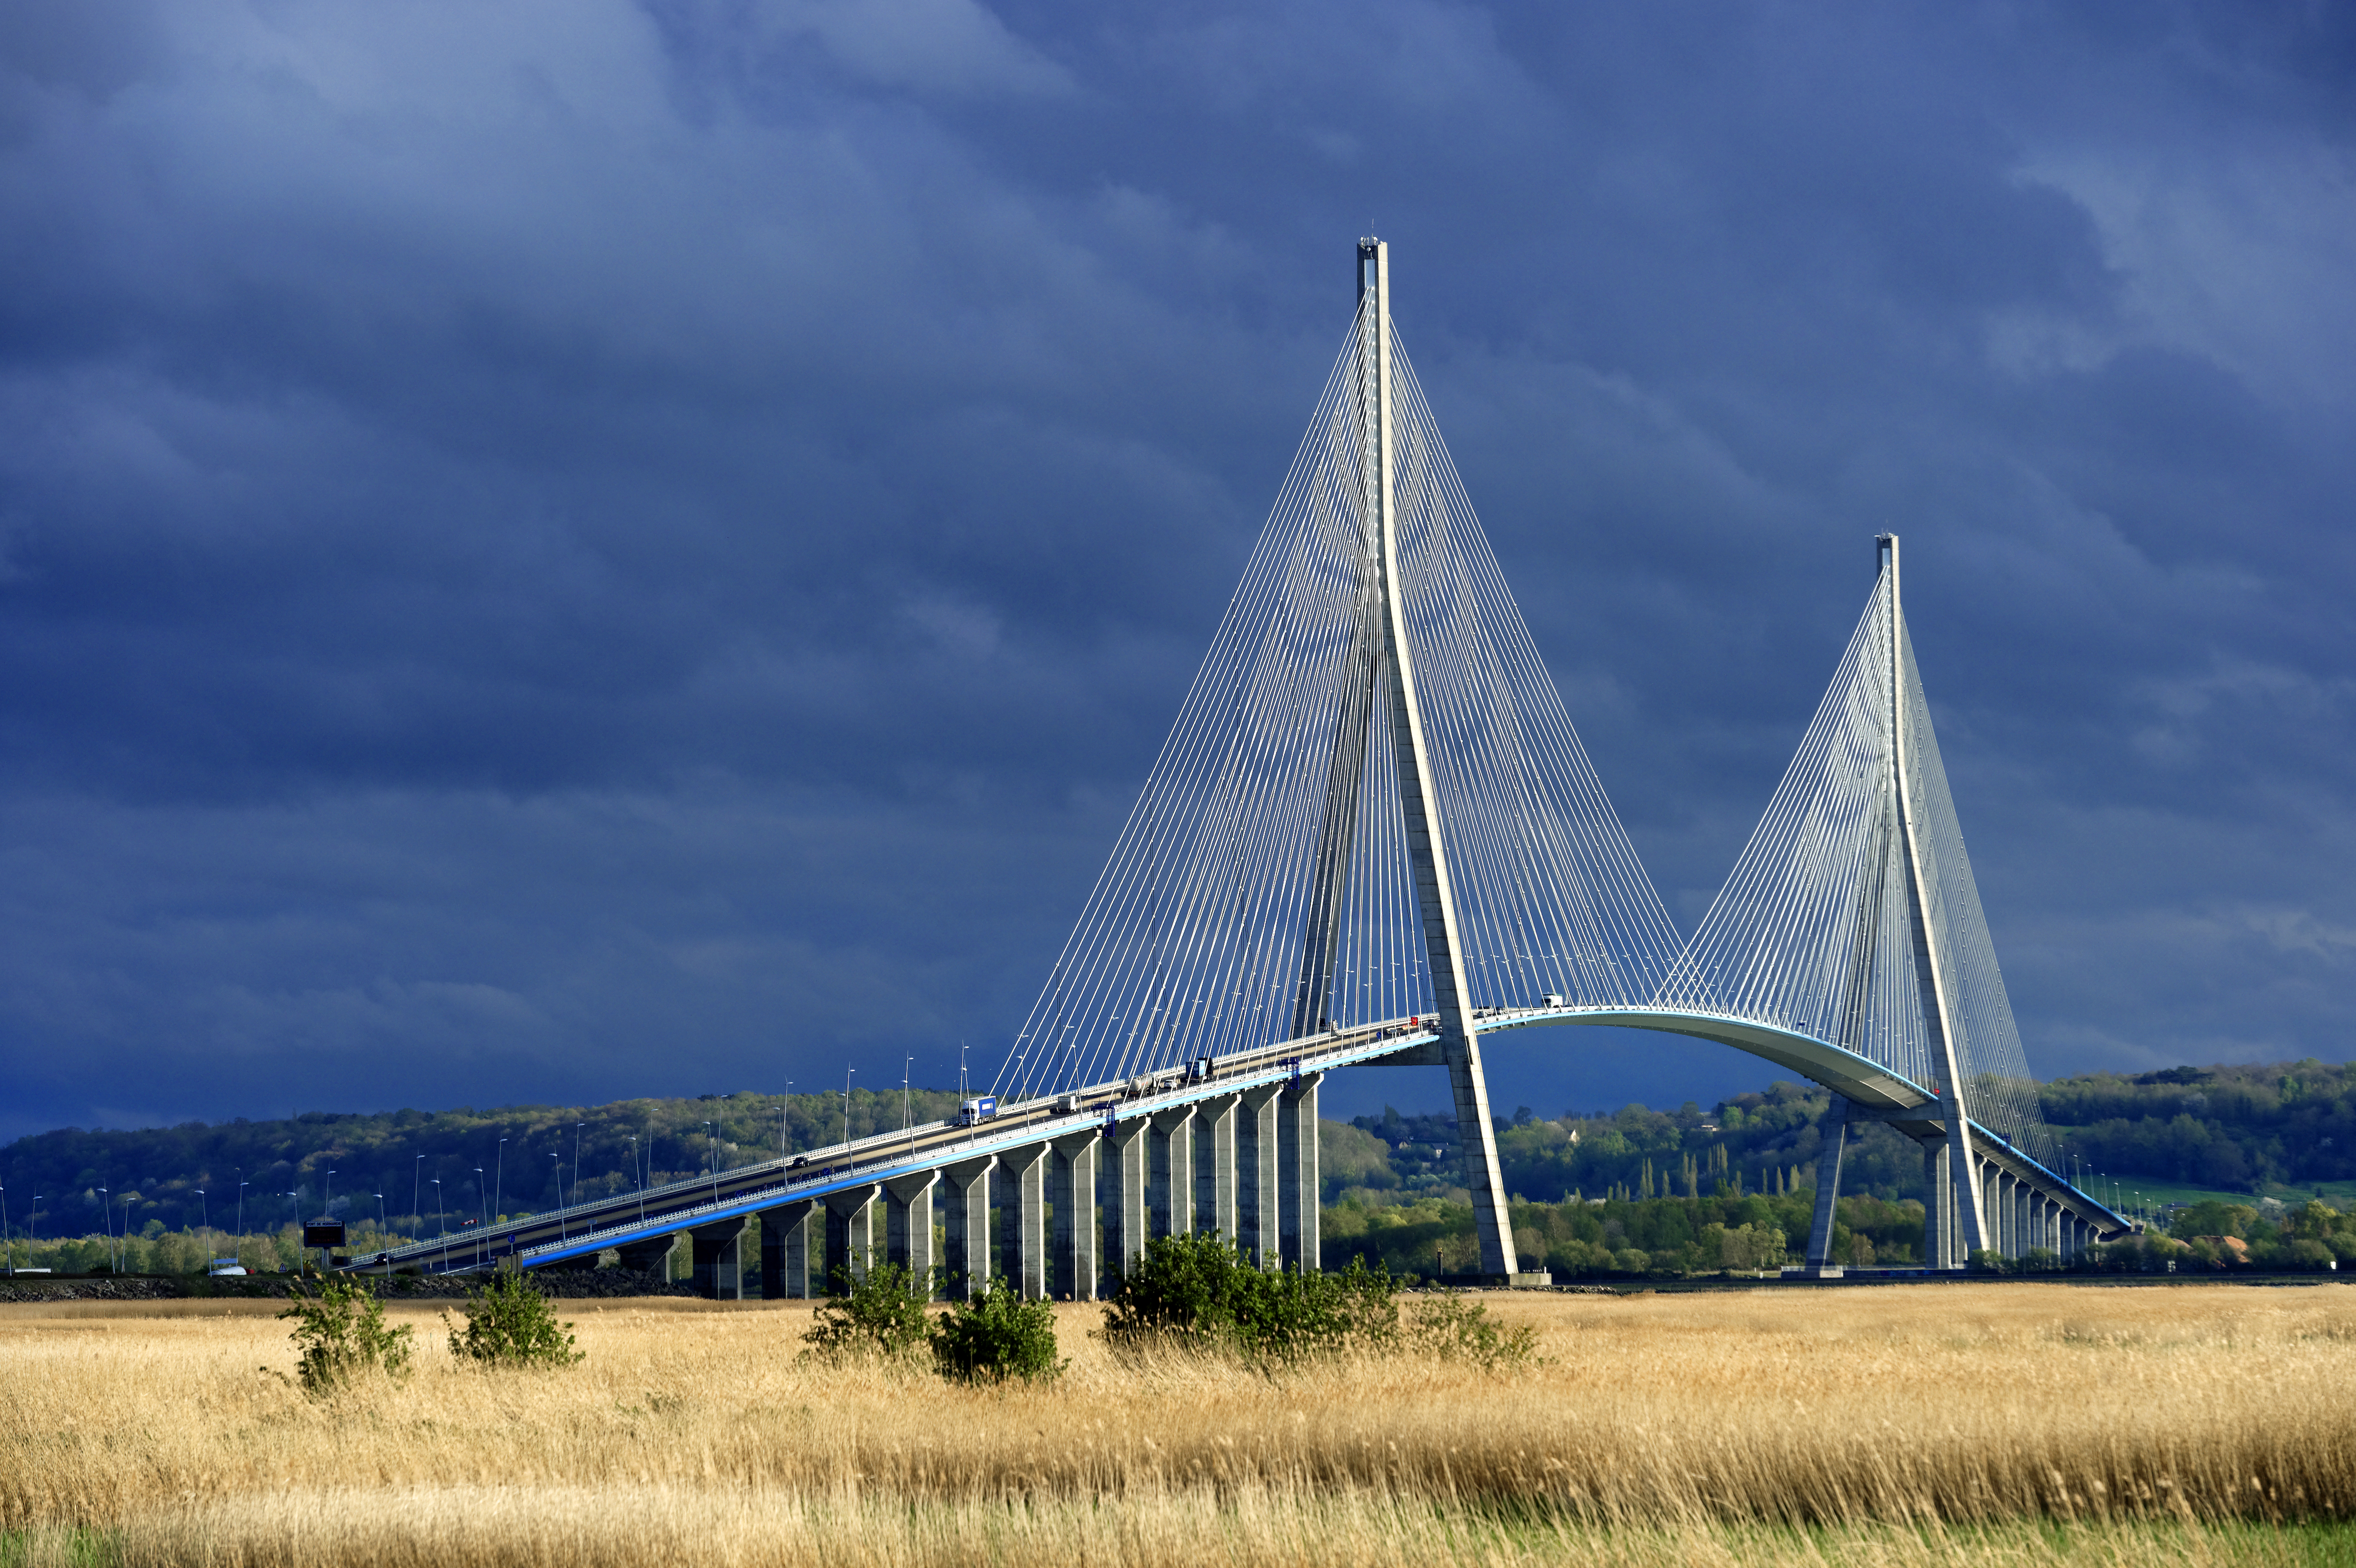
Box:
[1104,1118,1151,1286]
[1804,1096,1850,1276]
[1150,1107,1196,1239]
[823,1187,880,1290]
[884,1172,939,1296]
[1200,1095,1238,1241]
[1237,1084,1283,1268]
[1981,1164,2000,1264]
[939,1157,994,1301]
[617,1233,681,1282]
[996,1144,1048,1300]
[1923,1142,1951,1269]
[690,1216,749,1301]
[1359,238,1516,1282]
[759,1199,819,1299]
[1049,1132,1099,1301]
[1280,1071,1324,1273]
[1882,534,1989,1265]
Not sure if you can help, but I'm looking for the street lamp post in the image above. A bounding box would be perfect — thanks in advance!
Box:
[495,1138,507,1226]
[413,1156,424,1235]
[194,1189,206,1268]
[627,1137,645,1228]
[97,1187,110,1273]
[433,1179,447,1271]
[475,1168,487,1266]
[573,1122,586,1214]
[551,1154,566,1242]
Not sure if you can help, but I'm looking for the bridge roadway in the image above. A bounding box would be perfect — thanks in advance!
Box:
[348,1007,2133,1295]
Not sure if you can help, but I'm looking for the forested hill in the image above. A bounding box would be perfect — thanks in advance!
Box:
[1,1088,968,1242]
[6,1057,2349,1244]
[1340,1057,2356,1209]
[2039,1060,2356,1190]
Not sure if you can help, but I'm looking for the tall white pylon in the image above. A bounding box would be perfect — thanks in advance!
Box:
[1660,535,2055,1268]
[1359,238,1517,1278]
[1883,534,1990,1265]
[997,240,1680,1280]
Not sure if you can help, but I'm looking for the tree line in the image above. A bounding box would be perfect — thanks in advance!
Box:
[5,1054,2347,1263]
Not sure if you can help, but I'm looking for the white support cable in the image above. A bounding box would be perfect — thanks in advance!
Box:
[995,303,1678,1097]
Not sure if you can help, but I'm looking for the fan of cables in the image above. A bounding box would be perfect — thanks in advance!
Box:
[993,304,1681,1103]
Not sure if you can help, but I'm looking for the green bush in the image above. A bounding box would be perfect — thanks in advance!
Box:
[279,1278,414,1393]
[444,1267,583,1368]
[1404,1292,1538,1372]
[1101,1231,1398,1362]
[801,1262,935,1364]
[931,1276,1064,1384]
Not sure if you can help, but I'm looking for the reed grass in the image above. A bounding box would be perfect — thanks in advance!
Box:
[4,1283,2353,1564]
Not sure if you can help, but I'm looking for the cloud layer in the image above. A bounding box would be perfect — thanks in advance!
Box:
[2,0,2351,1138]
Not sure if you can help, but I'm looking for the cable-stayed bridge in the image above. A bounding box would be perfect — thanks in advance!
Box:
[354,241,2131,1293]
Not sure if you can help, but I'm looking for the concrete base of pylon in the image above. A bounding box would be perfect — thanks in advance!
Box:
[1798,1265,1845,1279]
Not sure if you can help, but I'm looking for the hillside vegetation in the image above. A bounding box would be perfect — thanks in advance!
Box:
[5,1058,2350,1265]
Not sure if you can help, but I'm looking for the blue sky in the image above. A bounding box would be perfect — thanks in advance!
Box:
[2,1,2351,1140]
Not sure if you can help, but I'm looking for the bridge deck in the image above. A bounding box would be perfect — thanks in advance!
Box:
[349,1005,2127,1280]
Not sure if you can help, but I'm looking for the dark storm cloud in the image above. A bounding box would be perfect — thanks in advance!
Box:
[0,0,2349,1140]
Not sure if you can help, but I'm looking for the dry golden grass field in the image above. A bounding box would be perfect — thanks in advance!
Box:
[5,1281,2356,1566]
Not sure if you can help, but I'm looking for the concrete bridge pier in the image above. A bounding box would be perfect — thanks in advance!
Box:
[884,1171,938,1292]
[1150,1107,1195,1239]
[760,1199,820,1299]
[690,1216,750,1300]
[1924,1142,1954,1270]
[939,1156,995,1300]
[1280,1072,1323,1272]
[1198,1095,1238,1241]
[1237,1084,1283,1268]
[1050,1132,1099,1300]
[1103,1118,1152,1288]
[997,1144,1048,1300]
[617,1232,683,1283]
[824,1184,881,1290]
[1802,1095,1850,1276]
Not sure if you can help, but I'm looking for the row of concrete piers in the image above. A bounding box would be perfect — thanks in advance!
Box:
[628,1073,1328,1300]
[1805,1094,2122,1273]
